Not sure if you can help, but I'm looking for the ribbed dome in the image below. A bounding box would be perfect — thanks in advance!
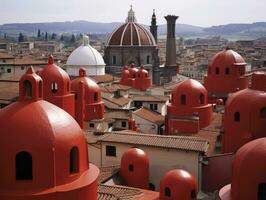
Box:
[106,6,156,47]
[67,36,105,66]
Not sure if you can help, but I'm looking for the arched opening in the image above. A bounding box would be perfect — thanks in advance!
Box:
[199,94,204,104]
[16,151,32,180]
[146,55,150,64]
[191,189,197,199]
[149,183,155,191]
[94,92,98,102]
[234,112,240,122]
[67,81,70,92]
[260,107,266,118]
[225,67,230,75]
[215,67,220,75]
[133,74,136,78]
[51,82,58,93]
[70,147,79,174]
[258,183,266,200]
[180,94,186,105]
[128,164,134,172]
[24,80,32,98]
[164,187,171,197]
[39,81,42,98]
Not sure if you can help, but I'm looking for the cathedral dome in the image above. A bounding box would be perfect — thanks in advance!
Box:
[106,6,156,47]
[66,35,105,76]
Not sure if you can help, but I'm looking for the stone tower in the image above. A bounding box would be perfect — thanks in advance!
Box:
[150,9,158,43]
[164,15,178,83]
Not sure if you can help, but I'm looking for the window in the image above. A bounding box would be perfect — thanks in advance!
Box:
[7,68,11,73]
[89,123,95,128]
[122,121,127,128]
[149,183,155,191]
[69,147,79,173]
[215,67,220,75]
[16,152,32,180]
[225,67,230,75]
[150,104,158,111]
[39,81,42,98]
[106,145,116,157]
[180,94,186,105]
[133,74,136,78]
[94,92,98,102]
[3,59,6,63]
[260,107,266,118]
[191,190,197,199]
[21,66,25,70]
[164,187,171,197]
[112,56,116,65]
[234,112,240,122]
[199,94,204,104]
[258,183,266,200]
[146,55,150,64]
[128,164,134,172]
[24,80,32,98]
[51,82,58,93]
[67,82,70,92]
[134,101,143,108]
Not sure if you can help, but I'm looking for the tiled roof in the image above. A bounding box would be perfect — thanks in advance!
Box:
[133,107,164,125]
[131,95,169,102]
[0,53,14,59]
[98,131,209,153]
[98,165,120,183]
[103,96,130,107]
[0,81,19,102]
[90,74,114,83]
[105,110,130,120]
[98,185,143,200]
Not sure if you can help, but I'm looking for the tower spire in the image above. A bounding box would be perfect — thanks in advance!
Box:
[126,5,137,22]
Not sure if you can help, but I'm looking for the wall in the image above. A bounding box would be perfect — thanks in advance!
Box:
[132,113,158,134]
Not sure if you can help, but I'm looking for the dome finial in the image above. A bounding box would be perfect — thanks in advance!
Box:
[82,35,90,46]
[48,55,54,65]
[126,4,137,23]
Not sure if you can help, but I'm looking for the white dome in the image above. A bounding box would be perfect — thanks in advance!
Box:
[66,45,105,66]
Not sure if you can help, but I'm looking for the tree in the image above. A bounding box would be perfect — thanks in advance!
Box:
[60,34,64,41]
[70,34,75,43]
[4,33,7,39]
[37,29,41,38]
[18,33,25,42]
[45,32,48,40]
[51,33,57,40]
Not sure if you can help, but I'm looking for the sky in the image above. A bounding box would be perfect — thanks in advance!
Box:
[0,0,265,27]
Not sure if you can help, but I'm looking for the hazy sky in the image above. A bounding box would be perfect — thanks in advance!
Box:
[0,0,265,27]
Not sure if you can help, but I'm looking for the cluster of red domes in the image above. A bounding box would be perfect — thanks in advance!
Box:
[222,72,266,153]
[165,79,212,134]
[37,55,104,129]
[204,48,249,103]
[219,138,266,200]
[120,64,152,91]
[120,148,197,199]
[0,67,99,200]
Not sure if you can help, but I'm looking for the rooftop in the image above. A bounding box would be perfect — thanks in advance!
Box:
[131,95,169,102]
[133,107,164,125]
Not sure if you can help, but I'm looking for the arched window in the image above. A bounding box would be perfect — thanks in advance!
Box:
[149,183,155,191]
[70,147,79,173]
[234,112,240,122]
[215,67,220,75]
[67,81,70,92]
[225,67,230,75]
[199,94,204,104]
[180,94,186,105]
[191,190,197,199]
[24,80,32,98]
[164,187,171,197]
[128,164,134,172]
[258,183,266,200]
[94,92,98,102]
[260,107,266,118]
[16,152,32,180]
[51,82,58,93]
[146,55,150,64]
[39,81,42,98]
[133,74,136,78]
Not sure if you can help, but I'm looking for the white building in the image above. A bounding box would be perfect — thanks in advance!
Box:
[65,35,106,76]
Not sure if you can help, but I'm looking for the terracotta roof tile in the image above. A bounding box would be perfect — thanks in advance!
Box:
[98,131,209,153]
[105,111,130,120]
[133,107,164,125]
[131,95,169,102]
[103,97,130,107]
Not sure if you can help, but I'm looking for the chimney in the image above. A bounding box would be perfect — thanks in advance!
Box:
[164,15,179,83]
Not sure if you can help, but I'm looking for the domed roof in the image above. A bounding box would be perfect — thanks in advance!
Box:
[0,67,91,191]
[67,35,105,66]
[137,65,149,78]
[106,6,156,47]
[160,169,197,200]
[220,138,266,200]
[121,148,149,165]
[209,48,246,69]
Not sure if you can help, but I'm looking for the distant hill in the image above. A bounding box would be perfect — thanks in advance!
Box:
[0,20,266,39]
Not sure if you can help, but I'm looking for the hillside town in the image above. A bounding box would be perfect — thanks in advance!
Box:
[0,4,266,200]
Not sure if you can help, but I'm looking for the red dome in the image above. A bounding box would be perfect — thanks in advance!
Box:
[71,68,104,122]
[171,79,208,107]
[107,22,156,47]
[222,80,266,153]
[137,65,149,78]
[128,64,139,78]
[219,138,266,200]
[120,148,149,189]
[39,55,75,117]
[120,66,131,86]
[0,68,99,200]
[159,169,197,200]
[250,72,266,92]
